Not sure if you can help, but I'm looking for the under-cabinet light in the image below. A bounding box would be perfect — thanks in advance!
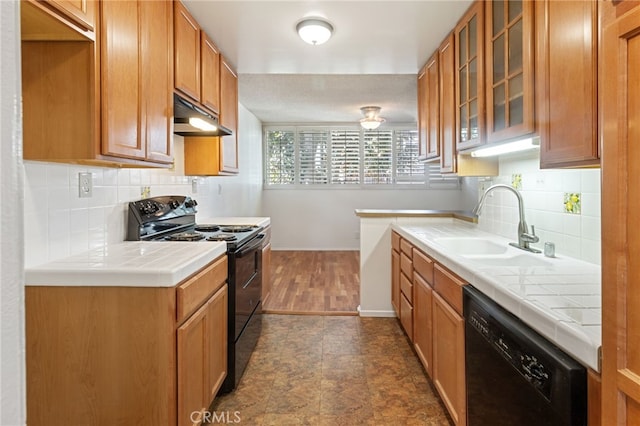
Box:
[470,137,539,158]
[188,117,217,132]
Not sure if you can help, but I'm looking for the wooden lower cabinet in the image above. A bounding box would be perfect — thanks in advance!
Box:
[26,256,228,426]
[391,248,400,315]
[433,291,466,426]
[178,283,227,426]
[413,274,434,377]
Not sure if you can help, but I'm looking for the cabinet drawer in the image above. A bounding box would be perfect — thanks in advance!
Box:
[400,239,413,257]
[400,292,414,341]
[176,255,227,323]
[413,249,434,285]
[392,232,401,252]
[400,252,413,279]
[434,264,465,316]
[400,271,413,304]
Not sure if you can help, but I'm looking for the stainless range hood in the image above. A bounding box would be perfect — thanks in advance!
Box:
[173,94,232,137]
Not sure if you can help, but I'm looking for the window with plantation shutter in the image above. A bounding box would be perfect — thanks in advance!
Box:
[331,130,361,184]
[265,129,295,184]
[363,130,393,184]
[298,129,329,184]
[395,129,426,183]
[263,125,460,189]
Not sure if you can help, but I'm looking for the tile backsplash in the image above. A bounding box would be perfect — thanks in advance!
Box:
[475,151,601,264]
[23,106,264,268]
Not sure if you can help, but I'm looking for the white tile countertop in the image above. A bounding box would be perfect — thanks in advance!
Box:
[393,220,601,372]
[198,216,271,228]
[25,241,227,287]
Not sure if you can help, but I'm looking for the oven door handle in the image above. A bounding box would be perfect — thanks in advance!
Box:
[235,234,265,257]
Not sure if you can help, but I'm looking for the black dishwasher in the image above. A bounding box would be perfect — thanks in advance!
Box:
[463,286,587,426]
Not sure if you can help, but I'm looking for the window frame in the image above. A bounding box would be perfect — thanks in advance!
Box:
[263,124,460,190]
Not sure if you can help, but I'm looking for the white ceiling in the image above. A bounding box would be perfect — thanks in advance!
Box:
[183,0,473,124]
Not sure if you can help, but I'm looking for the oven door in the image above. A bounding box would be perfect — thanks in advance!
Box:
[233,234,264,340]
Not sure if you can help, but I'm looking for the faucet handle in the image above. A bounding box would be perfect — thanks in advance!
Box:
[523,225,540,243]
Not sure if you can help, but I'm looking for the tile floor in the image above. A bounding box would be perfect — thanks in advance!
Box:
[210,315,453,425]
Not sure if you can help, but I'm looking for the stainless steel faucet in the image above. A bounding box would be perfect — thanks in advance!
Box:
[473,184,541,253]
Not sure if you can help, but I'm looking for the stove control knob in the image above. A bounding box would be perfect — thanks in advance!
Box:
[169,200,179,209]
[185,199,198,209]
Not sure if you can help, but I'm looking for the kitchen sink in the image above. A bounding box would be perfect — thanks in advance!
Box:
[463,254,552,267]
[433,237,509,255]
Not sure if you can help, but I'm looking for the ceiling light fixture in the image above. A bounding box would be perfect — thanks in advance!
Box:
[359,106,385,130]
[296,18,333,45]
[470,137,540,157]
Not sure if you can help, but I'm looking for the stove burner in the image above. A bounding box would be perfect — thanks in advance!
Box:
[165,232,205,242]
[206,233,238,242]
[220,225,256,233]
[194,224,221,232]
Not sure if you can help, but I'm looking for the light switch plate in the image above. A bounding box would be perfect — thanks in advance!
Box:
[78,172,92,198]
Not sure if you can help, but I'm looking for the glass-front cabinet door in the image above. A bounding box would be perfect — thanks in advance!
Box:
[486,0,534,143]
[455,1,485,152]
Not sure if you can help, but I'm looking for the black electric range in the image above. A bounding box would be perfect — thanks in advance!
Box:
[126,195,264,394]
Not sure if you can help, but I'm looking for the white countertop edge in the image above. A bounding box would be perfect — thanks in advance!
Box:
[391,221,602,372]
[25,242,227,287]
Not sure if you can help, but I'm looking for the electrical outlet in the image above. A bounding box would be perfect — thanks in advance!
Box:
[78,172,92,198]
[355,231,360,240]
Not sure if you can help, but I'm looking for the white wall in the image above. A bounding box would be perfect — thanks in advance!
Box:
[262,186,473,250]
[475,151,601,264]
[24,104,263,267]
[1,1,25,423]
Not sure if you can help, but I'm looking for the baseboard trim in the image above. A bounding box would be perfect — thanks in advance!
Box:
[262,309,358,316]
[358,309,396,318]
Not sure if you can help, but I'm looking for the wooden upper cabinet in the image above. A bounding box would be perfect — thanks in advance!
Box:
[418,52,440,161]
[220,57,239,173]
[101,0,173,164]
[536,0,599,169]
[201,32,221,115]
[21,0,96,40]
[455,1,485,152]
[45,0,95,32]
[485,0,535,143]
[601,2,640,425]
[174,0,201,103]
[439,33,456,174]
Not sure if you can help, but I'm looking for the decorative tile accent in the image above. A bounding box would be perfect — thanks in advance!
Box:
[511,173,522,190]
[563,192,581,214]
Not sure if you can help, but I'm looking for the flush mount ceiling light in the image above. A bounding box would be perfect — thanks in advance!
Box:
[296,18,333,45]
[359,106,386,130]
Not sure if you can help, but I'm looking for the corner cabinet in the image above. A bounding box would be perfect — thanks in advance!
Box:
[26,255,228,425]
[455,1,485,152]
[536,0,599,168]
[485,0,535,143]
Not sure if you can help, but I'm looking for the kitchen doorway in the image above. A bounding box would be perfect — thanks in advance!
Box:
[263,251,359,315]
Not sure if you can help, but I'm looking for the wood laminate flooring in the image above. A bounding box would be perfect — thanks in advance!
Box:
[264,251,360,315]
[211,315,453,425]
